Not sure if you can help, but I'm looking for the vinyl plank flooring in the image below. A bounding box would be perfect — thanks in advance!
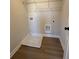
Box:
[11,37,64,59]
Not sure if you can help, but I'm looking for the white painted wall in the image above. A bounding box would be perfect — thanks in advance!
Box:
[10,0,28,53]
[24,0,62,36]
[60,0,69,59]
[10,0,68,58]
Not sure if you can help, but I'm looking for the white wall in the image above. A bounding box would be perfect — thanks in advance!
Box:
[60,0,69,59]
[10,0,28,53]
[24,0,62,35]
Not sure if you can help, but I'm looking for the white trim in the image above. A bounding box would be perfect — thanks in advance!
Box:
[10,43,22,58]
[43,34,60,38]
[31,33,60,38]
[59,36,64,50]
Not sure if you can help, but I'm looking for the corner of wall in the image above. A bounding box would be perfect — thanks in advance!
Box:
[10,42,22,58]
[59,36,65,51]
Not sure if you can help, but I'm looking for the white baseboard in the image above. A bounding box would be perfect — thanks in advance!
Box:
[59,37,64,51]
[42,34,60,38]
[31,33,60,38]
[10,43,22,58]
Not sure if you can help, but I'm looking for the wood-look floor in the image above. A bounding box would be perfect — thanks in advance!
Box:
[11,37,64,59]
